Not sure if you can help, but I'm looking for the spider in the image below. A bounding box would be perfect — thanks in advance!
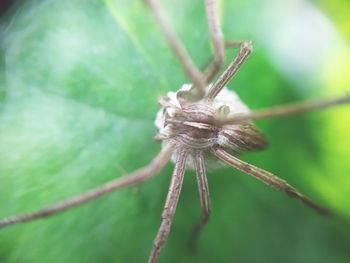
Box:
[1,0,349,262]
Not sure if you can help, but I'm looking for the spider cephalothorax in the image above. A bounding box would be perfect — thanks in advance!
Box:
[156,84,267,161]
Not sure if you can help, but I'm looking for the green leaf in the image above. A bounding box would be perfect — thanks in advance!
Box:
[1,0,350,263]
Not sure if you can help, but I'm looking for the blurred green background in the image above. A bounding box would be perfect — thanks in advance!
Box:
[0,0,349,262]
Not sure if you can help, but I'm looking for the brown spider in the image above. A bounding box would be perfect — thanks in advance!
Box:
[0,0,349,262]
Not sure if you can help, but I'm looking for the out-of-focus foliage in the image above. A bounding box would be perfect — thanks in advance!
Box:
[0,0,349,262]
[314,0,350,40]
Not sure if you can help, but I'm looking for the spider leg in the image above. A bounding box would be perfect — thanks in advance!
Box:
[202,40,249,84]
[144,0,206,98]
[0,144,174,229]
[212,147,332,216]
[203,1,250,83]
[206,41,252,100]
[189,150,211,252]
[219,93,350,125]
[202,0,225,83]
[148,150,188,263]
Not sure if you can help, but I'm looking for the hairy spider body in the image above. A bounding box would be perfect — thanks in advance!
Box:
[1,0,349,263]
[156,84,267,155]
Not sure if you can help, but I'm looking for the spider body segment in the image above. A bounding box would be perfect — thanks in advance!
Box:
[156,84,267,161]
[1,0,350,263]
